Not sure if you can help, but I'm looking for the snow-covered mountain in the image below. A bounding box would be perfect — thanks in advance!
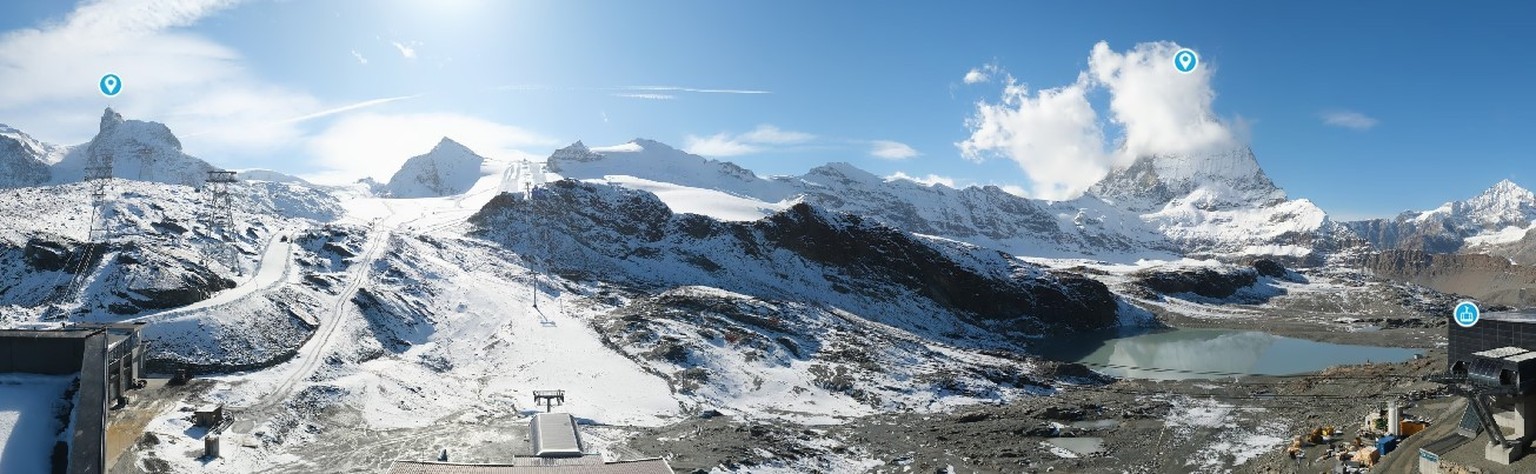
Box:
[1085,147,1358,261]
[236,168,309,184]
[51,108,217,186]
[469,179,1136,335]
[0,124,56,188]
[1346,179,1536,253]
[546,139,1179,261]
[383,137,490,198]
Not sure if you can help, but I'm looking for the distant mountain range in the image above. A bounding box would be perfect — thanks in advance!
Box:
[4,107,1534,267]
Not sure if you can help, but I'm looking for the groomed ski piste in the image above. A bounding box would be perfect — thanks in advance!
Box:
[126,159,971,473]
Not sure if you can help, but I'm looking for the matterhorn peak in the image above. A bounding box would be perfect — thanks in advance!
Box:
[100,106,124,132]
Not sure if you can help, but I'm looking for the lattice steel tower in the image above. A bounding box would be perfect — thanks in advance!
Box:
[204,170,240,273]
[84,150,115,243]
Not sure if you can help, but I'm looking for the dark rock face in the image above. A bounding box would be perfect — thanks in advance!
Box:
[1134,267,1259,299]
[471,179,1126,334]
[1344,217,1464,253]
[1359,250,1536,306]
[756,204,1120,330]
[22,239,75,271]
[1251,259,1287,278]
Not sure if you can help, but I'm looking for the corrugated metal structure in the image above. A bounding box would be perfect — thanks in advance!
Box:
[531,413,583,458]
[386,459,672,474]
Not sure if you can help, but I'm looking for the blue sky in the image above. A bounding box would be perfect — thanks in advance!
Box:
[1,1,1533,219]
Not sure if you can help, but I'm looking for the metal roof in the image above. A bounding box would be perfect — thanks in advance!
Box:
[531,413,582,458]
[1474,347,1529,359]
[386,459,672,474]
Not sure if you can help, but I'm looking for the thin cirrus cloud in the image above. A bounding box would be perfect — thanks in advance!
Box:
[869,140,919,160]
[623,85,771,95]
[1320,110,1378,130]
[612,93,676,100]
[683,124,814,157]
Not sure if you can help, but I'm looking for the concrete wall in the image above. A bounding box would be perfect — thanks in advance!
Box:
[0,330,90,375]
[68,332,107,474]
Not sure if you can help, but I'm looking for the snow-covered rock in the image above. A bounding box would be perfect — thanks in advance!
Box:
[1346,179,1536,252]
[469,178,1130,336]
[237,168,310,184]
[549,139,1179,261]
[51,107,217,186]
[1086,147,1359,262]
[383,137,490,198]
[0,124,54,188]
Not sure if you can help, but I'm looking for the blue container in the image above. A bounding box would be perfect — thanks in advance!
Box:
[1377,435,1400,456]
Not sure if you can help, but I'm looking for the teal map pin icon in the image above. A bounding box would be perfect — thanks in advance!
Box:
[1174,49,1198,74]
[100,74,122,96]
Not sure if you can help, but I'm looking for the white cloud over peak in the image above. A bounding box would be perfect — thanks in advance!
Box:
[0,0,408,166]
[959,41,1242,199]
[885,171,956,188]
[958,79,1108,200]
[869,140,919,160]
[1320,110,1378,130]
[1086,41,1237,160]
[304,112,556,184]
[683,124,814,157]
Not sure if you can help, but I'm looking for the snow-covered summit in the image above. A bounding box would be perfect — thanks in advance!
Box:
[50,107,216,186]
[1088,147,1286,212]
[1347,179,1536,252]
[548,138,782,201]
[0,124,52,188]
[1079,146,1356,262]
[383,137,489,198]
[1441,179,1536,229]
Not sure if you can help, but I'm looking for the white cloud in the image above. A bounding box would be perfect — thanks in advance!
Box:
[962,62,1001,84]
[683,124,813,156]
[869,140,919,160]
[1320,110,1378,130]
[997,184,1030,198]
[304,112,556,184]
[885,171,956,188]
[958,78,1109,200]
[612,93,675,100]
[683,133,761,157]
[740,125,813,144]
[391,40,417,59]
[351,49,367,65]
[960,41,1242,199]
[1086,41,1237,161]
[0,0,357,160]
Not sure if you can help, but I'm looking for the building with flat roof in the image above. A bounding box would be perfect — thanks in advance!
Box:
[386,459,672,474]
[0,324,146,474]
[1430,309,1536,466]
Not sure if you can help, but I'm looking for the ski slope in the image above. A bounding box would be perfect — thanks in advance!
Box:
[126,229,298,324]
